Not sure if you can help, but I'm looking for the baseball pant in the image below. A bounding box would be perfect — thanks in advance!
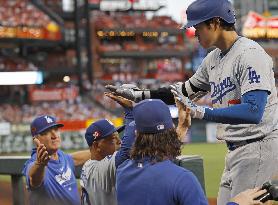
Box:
[217,133,278,205]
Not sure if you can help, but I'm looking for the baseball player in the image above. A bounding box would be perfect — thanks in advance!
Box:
[116,99,267,205]
[106,0,278,204]
[80,93,136,205]
[116,99,208,205]
[22,115,91,205]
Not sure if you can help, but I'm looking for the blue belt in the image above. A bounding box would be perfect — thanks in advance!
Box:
[226,137,265,151]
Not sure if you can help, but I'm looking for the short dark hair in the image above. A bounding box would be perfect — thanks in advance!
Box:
[204,17,235,31]
[130,128,182,163]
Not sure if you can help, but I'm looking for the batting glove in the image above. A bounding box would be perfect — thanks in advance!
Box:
[170,85,205,119]
[170,82,187,97]
[105,84,150,103]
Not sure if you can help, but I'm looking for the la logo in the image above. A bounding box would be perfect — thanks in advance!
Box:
[44,116,53,124]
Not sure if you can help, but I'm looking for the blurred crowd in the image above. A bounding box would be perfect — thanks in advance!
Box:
[0,0,48,27]
[94,11,186,54]
[0,0,61,40]
[97,39,185,52]
[93,12,180,29]
[0,57,38,71]
[0,98,113,124]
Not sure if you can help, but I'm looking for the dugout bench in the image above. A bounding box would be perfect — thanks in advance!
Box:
[0,155,205,205]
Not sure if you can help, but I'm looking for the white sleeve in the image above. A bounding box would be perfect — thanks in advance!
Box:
[239,48,273,95]
[80,152,117,191]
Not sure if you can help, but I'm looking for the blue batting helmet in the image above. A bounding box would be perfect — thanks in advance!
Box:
[181,0,236,29]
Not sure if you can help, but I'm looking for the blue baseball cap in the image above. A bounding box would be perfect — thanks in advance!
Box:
[85,119,125,146]
[133,99,174,134]
[181,0,236,29]
[30,115,64,137]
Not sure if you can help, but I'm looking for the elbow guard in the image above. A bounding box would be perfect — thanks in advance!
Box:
[184,81,208,101]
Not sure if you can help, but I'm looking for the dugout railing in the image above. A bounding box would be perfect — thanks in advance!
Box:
[0,155,205,205]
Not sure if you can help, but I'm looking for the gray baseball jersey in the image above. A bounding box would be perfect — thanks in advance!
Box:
[80,152,117,205]
[189,37,278,141]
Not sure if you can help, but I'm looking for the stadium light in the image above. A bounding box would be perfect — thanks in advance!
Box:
[0,71,43,85]
[63,75,71,82]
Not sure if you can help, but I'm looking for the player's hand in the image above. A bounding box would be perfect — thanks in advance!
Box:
[170,82,186,97]
[104,92,134,108]
[171,85,205,119]
[34,138,50,166]
[230,188,266,205]
[175,98,191,128]
[105,84,146,102]
[175,98,191,141]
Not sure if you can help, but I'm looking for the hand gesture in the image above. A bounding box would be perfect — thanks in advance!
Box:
[171,85,205,119]
[230,188,266,205]
[170,82,208,101]
[105,84,144,102]
[175,98,191,141]
[175,98,191,128]
[104,92,134,109]
[33,138,51,166]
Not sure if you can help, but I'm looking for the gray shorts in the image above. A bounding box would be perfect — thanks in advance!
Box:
[217,135,278,205]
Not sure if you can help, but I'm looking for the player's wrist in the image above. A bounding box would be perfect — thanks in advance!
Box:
[142,90,150,99]
[124,108,134,119]
[134,90,150,102]
[133,91,143,102]
[193,106,206,119]
[181,82,188,97]
[34,160,47,167]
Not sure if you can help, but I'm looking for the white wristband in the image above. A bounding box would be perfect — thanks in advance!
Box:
[193,106,205,119]
[143,90,151,99]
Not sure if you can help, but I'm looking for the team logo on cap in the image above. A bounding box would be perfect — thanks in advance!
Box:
[93,131,100,140]
[44,116,53,124]
[157,124,165,130]
[31,127,36,133]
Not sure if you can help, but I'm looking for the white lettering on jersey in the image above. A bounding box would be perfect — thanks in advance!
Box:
[210,77,236,104]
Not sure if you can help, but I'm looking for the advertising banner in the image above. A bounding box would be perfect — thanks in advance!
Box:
[242,11,278,39]
[29,86,79,102]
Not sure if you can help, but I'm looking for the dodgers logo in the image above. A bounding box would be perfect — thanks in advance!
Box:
[210,77,236,104]
[247,67,260,84]
[44,116,53,124]
[55,166,72,186]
